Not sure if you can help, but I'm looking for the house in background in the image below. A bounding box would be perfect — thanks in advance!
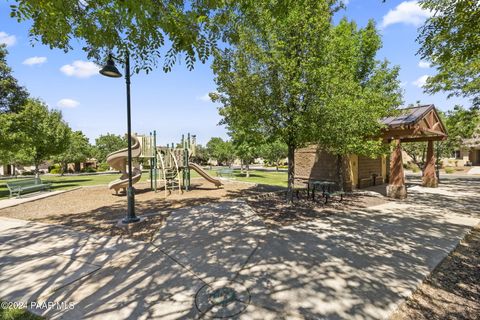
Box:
[295,104,448,198]
[0,162,51,176]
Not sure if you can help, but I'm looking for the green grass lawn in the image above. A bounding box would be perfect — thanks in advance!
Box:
[0,168,287,200]
[190,168,287,187]
[230,170,287,187]
[0,302,43,320]
[0,173,148,200]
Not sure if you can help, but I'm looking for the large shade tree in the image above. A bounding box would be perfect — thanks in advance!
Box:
[14,99,71,174]
[206,137,235,166]
[417,0,480,106]
[314,19,402,188]
[54,130,94,173]
[212,0,337,201]
[0,44,28,113]
[94,133,128,163]
[8,0,244,72]
[212,1,401,200]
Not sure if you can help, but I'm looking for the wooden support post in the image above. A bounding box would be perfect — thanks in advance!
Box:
[422,140,438,187]
[387,139,407,199]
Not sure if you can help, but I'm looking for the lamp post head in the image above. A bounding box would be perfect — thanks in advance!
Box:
[99,55,122,78]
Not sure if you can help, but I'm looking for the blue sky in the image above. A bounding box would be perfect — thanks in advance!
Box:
[0,0,470,145]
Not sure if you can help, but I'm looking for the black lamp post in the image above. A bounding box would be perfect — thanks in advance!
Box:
[99,53,140,224]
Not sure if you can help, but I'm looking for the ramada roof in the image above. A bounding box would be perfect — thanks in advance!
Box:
[381,104,448,142]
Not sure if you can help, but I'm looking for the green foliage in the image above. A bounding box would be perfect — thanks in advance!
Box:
[444,167,455,174]
[212,1,401,199]
[49,163,61,174]
[53,130,93,172]
[206,137,235,165]
[8,0,236,73]
[259,140,288,169]
[81,166,96,173]
[93,133,127,163]
[445,105,480,148]
[10,99,70,172]
[0,44,29,113]
[0,300,43,320]
[316,19,402,158]
[97,162,111,172]
[190,144,209,165]
[417,0,480,105]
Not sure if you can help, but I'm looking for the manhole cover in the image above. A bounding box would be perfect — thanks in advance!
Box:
[195,280,251,318]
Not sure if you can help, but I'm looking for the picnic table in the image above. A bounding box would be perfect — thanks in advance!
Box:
[309,180,336,201]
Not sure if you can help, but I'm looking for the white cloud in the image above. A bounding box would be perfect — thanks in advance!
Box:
[197,93,211,102]
[197,92,219,102]
[412,75,429,88]
[418,60,430,68]
[0,31,16,47]
[57,98,80,108]
[381,1,432,28]
[22,56,47,66]
[60,60,100,78]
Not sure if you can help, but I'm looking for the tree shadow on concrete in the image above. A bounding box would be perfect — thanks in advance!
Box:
[0,179,478,319]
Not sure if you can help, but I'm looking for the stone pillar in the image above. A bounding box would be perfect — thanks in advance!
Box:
[422,140,438,187]
[387,139,407,199]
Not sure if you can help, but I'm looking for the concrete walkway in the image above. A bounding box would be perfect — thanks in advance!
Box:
[467,166,480,175]
[0,180,479,319]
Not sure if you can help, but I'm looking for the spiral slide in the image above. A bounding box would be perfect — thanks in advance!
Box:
[188,162,223,187]
[107,136,142,194]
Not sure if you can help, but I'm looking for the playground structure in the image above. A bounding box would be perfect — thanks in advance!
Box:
[139,131,223,196]
[106,135,143,195]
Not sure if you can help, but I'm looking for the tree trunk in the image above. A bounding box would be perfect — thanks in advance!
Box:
[286,143,295,203]
[246,163,250,178]
[337,155,344,191]
[34,162,40,178]
[240,159,244,173]
[275,160,279,171]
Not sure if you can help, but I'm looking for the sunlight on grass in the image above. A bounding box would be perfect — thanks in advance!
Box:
[0,168,287,200]
[230,170,287,187]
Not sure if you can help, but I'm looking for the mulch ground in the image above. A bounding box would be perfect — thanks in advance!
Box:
[246,189,390,227]
[1,179,478,318]
[0,179,281,241]
[390,224,480,320]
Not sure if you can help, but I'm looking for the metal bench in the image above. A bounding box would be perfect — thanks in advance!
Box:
[216,168,234,177]
[6,178,51,198]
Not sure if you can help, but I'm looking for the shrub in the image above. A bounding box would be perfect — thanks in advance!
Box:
[21,170,35,176]
[81,166,97,173]
[445,167,455,174]
[49,164,62,174]
[97,162,110,172]
[411,167,420,173]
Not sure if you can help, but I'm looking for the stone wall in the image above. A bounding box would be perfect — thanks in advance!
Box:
[294,145,353,191]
